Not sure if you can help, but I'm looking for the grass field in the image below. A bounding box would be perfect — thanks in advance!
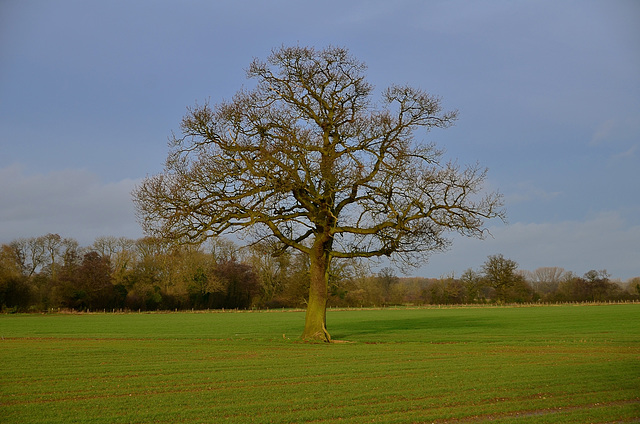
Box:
[1,304,639,423]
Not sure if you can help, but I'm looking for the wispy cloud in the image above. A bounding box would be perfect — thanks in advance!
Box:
[0,164,143,245]
[590,119,618,146]
[610,144,638,161]
[503,181,562,204]
[590,115,640,146]
[417,211,640,281]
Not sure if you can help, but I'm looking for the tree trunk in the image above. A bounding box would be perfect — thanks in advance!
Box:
[301,239,332,342]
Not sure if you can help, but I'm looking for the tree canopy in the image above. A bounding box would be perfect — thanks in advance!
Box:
[133,45,505,341]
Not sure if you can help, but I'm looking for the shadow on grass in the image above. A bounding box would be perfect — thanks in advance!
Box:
[330,315,503,340]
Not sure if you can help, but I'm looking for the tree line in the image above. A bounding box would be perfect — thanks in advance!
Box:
[1,234,638,313]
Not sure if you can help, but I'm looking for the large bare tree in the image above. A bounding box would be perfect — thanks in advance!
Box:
[133,46,504,341]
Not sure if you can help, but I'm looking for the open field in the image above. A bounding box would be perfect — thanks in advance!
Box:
[1,305,639,423]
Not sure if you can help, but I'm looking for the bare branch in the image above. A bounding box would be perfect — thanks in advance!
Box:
[133,45,504,268]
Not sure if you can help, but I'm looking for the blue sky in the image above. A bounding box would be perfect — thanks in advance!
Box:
[1,0,638,280]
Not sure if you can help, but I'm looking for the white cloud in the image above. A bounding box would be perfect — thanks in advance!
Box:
[0,164,143,246]
[590,119,618,146]
[503,180,562,204]
[416,211,640,281]
[610,144,638,161]
[590,115,640,146]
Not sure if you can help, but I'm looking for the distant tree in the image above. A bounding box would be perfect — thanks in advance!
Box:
[581,269,619,301]
[215,260,260,309]
[327,257,364,306]
[133,237,169,287]
[377,267,399,304]
[460,268,485,303]
[80,251,117,309]
[524,266,568,295]
[441,275,465,304]
[207,237,242,264]
[57,251,115,310]
[9,237,45,277]
[0,244,31,311]
[246,242,291,307]
[123,237,174,310]
[133,45,504,341]
[177,247,218,309]
[278,250,311,308]
[481,254,529,302]
[0,245,23,279]
[0,275,31,311]
[626,277,640,297]
[346,274,383,307]
[92,236,120,259]
[40,233,62,281]
[549,271,624,303]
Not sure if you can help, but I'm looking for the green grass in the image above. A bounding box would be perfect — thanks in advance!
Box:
[1,305,639,423]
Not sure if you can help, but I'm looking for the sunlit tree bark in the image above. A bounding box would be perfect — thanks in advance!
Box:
[134,46,504,341]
